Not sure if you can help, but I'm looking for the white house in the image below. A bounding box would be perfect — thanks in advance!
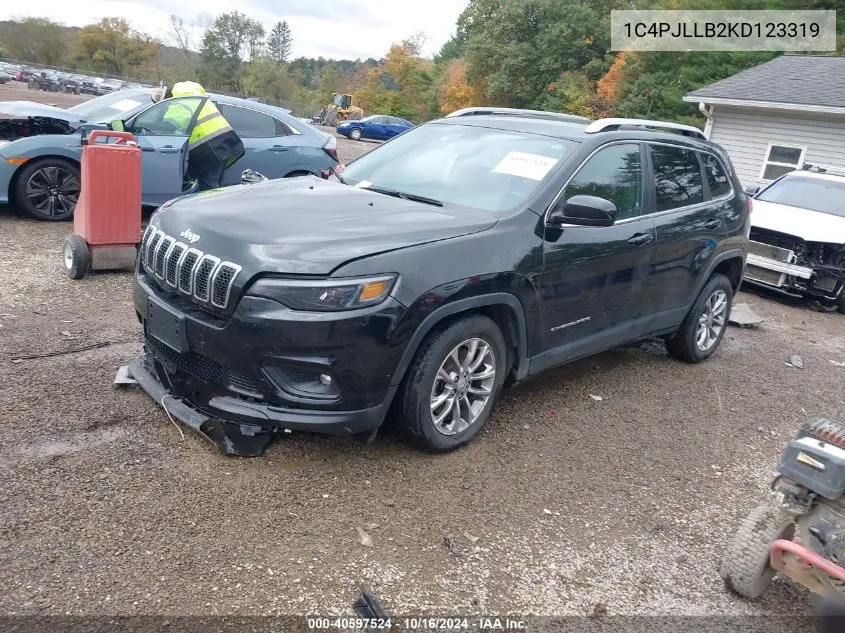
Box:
[683,55,845,187]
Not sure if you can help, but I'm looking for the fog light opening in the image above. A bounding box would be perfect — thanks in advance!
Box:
[319,373,332,386]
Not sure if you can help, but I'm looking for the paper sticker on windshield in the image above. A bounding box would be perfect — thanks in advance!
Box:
[493,152,558,180]
[110,99,143,113]
[354,180,372,188]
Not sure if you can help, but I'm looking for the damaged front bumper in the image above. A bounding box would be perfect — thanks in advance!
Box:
[128,354,393,457]
[745,240,844,302]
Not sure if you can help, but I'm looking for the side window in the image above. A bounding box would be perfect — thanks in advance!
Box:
[650,145,704,211]
[373,116,388,124]
[701,152,732,198]
[130,97,205,136]
[217,103,277,138]
[274,118,293,136]
[565,143,643,221]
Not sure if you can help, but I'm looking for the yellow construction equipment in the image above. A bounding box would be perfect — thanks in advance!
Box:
[315,93,364,126]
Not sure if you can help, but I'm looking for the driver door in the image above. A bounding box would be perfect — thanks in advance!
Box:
[126,96,205,206]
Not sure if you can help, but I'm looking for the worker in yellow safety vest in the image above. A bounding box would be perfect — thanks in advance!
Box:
[153,81,245,191]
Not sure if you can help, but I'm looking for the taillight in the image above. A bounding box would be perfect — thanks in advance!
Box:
[324,147,338,161]
[747,196,753,214]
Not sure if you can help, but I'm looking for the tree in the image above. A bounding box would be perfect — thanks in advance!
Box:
[243,56,300,102]
[267,21,293,63]
[74,18,160,77]
[437,59,486,114]
[5,18,68,65]
[197,11,265,92]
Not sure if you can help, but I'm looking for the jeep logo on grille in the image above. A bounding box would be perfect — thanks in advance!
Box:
[180,228,200,244]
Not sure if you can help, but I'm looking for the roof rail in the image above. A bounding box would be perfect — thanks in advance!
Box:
[801,163,845,177]
[445,107,590,124]
[584,118,706,140]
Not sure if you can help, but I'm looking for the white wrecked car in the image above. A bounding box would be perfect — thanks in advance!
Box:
[744,166,845,313]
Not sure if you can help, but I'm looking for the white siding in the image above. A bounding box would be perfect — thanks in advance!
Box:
[707,106,845,186]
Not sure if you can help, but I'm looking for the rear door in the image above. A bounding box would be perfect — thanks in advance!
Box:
[126,96,205,206]
[216,102,299,185]
[647,144,728,324]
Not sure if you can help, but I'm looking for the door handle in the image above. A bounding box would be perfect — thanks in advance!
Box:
[627,232,654,246]
[704,219,722,230]
[159,145,180,154]
[269,145,290,152]
[139,145,155,152]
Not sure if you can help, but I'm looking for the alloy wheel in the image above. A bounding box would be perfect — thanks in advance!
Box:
[26,165,80,218]
[696,289,728,352]
[429,338,496,436]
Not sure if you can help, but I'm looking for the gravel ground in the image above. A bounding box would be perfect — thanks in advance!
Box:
[1,81,844,628]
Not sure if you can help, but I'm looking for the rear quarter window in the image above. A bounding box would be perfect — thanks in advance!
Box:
[701,152,732,198]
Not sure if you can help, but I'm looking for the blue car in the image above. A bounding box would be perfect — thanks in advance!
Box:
[336,115,413,142]
[0,89,339,221]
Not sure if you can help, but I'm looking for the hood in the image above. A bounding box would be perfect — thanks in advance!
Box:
[152,176,497,276]
[0,101,84,142]
[751,199,845,244]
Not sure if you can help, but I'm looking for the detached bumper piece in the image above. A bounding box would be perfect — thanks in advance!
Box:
[128,356,273,457]
[771,538,845,599]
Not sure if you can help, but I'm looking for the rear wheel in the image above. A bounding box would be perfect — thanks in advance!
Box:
[720,505,795,599]
[399,315,507,452]
[836,291,845,315]
[666,273,733,363]
[14,158,80,221]
[349,128,363,141]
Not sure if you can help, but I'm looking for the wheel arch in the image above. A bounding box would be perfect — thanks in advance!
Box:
[391,293,530,391]
[9,154,80,207]
[689,249,746,306]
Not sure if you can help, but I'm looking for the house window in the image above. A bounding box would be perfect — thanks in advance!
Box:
[760,143,806,181]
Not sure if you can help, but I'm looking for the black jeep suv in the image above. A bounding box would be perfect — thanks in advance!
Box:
[130,108,750,456]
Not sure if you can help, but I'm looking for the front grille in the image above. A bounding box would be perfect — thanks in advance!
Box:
[748,240,794,264]
[140,226,242,310]
[145,328,262,395]
[814,276,839,293]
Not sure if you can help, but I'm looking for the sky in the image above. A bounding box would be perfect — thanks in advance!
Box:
[1,0,470,60]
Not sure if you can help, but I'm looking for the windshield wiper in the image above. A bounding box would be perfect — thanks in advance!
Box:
[363,185,443,207]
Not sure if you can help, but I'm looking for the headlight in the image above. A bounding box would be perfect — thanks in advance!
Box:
[247,275,397,311]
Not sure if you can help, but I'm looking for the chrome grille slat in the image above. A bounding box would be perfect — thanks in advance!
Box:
[165,242,187,287]
[194,254,221,303]
[211,263,242,308]
[154,237,175,279]
[178,249,202,294]
[140,229,240,310]
[145,230,163,269]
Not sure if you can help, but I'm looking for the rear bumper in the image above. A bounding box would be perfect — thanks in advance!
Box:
[129,354,396,456]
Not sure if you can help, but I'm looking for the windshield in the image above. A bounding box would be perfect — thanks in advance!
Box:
[341,122,578,213]
[67,90,152,122]
[758,174,845,218]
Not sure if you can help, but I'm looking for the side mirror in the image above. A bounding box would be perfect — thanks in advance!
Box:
[109,119,125,132]
[548,195,618,227]
[744,184,761,197]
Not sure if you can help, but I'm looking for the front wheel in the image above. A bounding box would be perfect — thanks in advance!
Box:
[836,291,845,315]
[14,158,81,221]
[399,314,508,452]
[720,505,795,599]
[349,128,363,141]
[666,273,733,363]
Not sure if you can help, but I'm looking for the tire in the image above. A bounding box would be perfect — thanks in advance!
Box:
[349,128,363,141]
[399,314,508,452]
[63,235,90,280]
[836,292,845,315]
[14,158,81,221]
[325,110,338,126]
[666,273,733,363]
[720,505,795,599]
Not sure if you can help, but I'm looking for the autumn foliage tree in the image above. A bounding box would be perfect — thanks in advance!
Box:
[437,59,486,114]
[73,18,160,77]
